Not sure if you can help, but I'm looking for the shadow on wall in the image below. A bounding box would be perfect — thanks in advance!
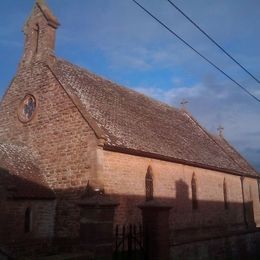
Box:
[172,179,256,244]
[0,172,259,259]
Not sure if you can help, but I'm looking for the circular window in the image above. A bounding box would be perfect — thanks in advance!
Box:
[18,95,37,123]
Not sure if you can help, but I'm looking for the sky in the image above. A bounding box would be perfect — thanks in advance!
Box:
[0,0,260,171]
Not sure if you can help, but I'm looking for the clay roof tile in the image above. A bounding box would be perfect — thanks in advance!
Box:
[52,59,258,177]
[0,143,55,199]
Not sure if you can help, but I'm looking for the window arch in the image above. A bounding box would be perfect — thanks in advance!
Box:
[145,166,153,201]
[35,24,40,54]
[223,178,229,210]
[24,207,32,233]
[191,173,198,210]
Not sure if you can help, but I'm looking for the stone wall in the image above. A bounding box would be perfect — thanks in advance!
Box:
[170,230,260,260]
[0,199,55,242]
[0,60,98,238]
[102,150,260,236]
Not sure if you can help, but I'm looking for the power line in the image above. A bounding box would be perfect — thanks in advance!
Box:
[167,0,260,84]
[131,0,260,103]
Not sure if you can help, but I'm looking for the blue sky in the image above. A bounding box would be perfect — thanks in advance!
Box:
[1,0,260,171]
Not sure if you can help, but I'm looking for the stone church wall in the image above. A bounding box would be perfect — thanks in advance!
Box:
[0,199,55,243]
[1,2,259,258]
[0,61,98,238]
[102,150,260,240]
[243,177,260,226]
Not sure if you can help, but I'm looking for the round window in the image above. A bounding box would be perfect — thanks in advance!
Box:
[18,95,37,123]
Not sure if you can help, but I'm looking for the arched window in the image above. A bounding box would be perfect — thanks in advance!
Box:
[24,207,32,233]
[191,173,198,210]
[35,24,40,54]
[223,178,229,210]
[145,166,153,201]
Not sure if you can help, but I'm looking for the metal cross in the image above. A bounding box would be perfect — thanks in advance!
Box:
[180,99,188,110]
[217,125,224,137]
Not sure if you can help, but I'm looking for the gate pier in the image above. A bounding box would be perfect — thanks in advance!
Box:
[139,200,172,260]
[78,193,118,259]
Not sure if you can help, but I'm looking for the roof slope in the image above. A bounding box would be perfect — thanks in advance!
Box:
[211,134,257,175]
[52,59,257,177]
[0,143,55,199]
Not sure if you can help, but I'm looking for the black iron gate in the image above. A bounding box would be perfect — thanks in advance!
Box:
[0,248,14,260]
[113,224,146,260]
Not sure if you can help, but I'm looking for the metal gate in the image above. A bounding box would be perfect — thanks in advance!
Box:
[113,224,146,260]
[0,248,14,260]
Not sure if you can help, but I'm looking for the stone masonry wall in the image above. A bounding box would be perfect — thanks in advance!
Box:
[243,177,260,226]
[0,199,55,243]
[0,60,98,238]
[102,150,260,242]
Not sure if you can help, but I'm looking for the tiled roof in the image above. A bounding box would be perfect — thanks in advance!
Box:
[210,134,257,176]
[0,143,55,199]
[52,59,258,177]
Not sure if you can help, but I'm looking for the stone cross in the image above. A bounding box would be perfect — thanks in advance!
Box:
[180,99,188,110]
[217,125,224,137]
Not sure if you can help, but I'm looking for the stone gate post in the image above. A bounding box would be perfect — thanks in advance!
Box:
[78,194,118,259]
[139,200,172,260]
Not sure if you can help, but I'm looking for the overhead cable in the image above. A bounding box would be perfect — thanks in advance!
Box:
[131,0,260,103]
[167,0,260,84]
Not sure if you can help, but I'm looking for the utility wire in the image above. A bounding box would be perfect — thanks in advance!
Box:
[167,0,260,84]
[131,0,260,103]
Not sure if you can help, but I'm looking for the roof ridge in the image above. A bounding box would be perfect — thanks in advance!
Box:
[181,110,229,153]
[56,58,180,113]
[218,136,257,174]
[46,60,107,143]
[53,58,257,177]
[182,111,256,175]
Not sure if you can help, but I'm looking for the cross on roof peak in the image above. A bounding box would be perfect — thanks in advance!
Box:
[217,125,224,137]
[180,99,188,110]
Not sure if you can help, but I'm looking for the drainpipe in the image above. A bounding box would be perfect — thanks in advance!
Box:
[257,178,260,202]
[240,176,248,228]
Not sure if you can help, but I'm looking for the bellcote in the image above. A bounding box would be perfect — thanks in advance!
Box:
[22,0,60,63]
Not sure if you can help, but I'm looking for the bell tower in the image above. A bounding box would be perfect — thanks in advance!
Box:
[22,0,60,63]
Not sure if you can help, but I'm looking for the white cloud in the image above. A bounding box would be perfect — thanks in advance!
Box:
[1,0,260,171]
[134,78,260,171]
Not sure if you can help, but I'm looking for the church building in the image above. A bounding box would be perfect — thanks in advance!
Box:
[0,1,259,259]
